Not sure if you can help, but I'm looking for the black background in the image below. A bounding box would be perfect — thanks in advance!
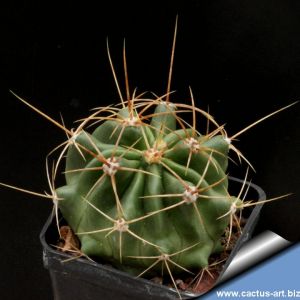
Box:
[1,1,300,299]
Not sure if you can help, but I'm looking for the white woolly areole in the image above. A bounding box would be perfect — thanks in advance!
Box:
[144,148,163,164]
[184,137,200,152]
[160,101,177,109]
[159,253,169,261]
[103,157,120,176]
[230,202,237,214]
[115,218,129,232]
[224,136,231,145]
[52,194,59,205]
[183,186,199,203]
[46,190,59,205]
[124,116,140,126]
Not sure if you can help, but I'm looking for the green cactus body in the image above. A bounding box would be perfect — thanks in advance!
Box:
[57,101,235,276]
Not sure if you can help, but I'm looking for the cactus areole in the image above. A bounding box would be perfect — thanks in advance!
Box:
[56,100,242,277]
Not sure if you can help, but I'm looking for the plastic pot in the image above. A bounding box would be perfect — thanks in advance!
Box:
[40,177,265,300]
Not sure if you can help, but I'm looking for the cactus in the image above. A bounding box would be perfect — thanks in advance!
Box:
[56,99,236,276]
[51,79,292,289]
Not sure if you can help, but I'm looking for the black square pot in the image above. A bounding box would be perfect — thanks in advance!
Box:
[40,177,265,300]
